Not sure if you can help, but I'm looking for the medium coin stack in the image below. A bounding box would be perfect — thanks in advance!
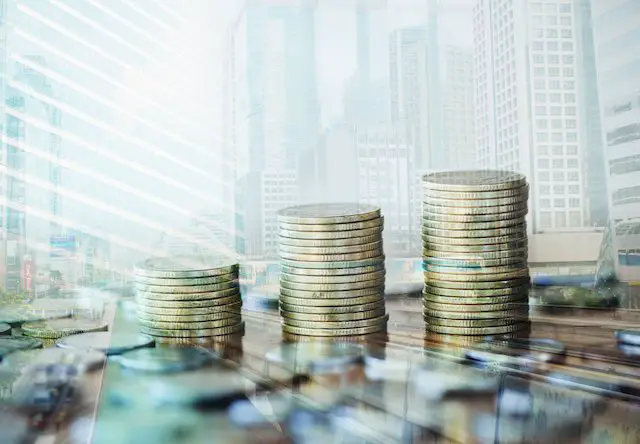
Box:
[278,203,388,337]
[421,170,530,336]
[134,256,244,339]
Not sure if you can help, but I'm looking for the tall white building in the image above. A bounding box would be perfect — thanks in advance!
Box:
[474,0,594,233]
[591,0,640,281]
[260,169,298,258]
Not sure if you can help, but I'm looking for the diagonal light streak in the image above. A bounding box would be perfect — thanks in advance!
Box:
[8,73,219,179]
[0,134,241,245]
[4,107,228,208]
[120,0,176,34]
[10,53,234,172]
[146,0,190,25]
[0,164,238,260]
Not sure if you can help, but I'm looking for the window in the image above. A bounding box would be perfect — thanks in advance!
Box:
[567,132,577,142]
[567,159,578,168]
[555,212,566,228]
[548,55,559,64]
[563,55,574,65]
[540,211,552,228]
[535,79,546,89]
[534,67,545,77]
[564,80,574,89]
[551,119,562,129]
[550,80,561,89]
[548,41,559,51]
[550,93,561,103]
[553,184,565,194]
[538,158,550,168]
[547,16,557,26]
[549,67,560,77]
[535,106,546,115]
[568,172,579,181]
[567,145,578,155]
[563,67,574,77]
[553,171,564,181]
[540,185,551,195]
[552,146,563,156]
[537,120,548,129]
[562,42,573,51]
[537,132,549,142]
[566,120,576,129]
[533,41,544,50]
[560,16,571,26]
[610,154,640,175]
[568,184,580,194]
[537,145,549,155]
[550,106,562,115]
[535,93,546,102]
[613,186,640,206]
[552,159,564,168]
[539,171,550,181]
[561,29,572,39]
[569,198,580,208]
[554,198,564,208]
[552,133,563,142]
[534,54,544,63]
[546,29,558,38]
[541,199,551,208]
[566,106,576,115]
[559,4,571,13]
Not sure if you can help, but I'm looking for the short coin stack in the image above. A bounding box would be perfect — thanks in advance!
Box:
[278,203,388,337]
[421,170,530,336]
[134,256,244,340]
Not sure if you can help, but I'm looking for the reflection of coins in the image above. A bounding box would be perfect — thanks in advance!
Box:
[283,323,387,337]
[0,323,10,336]
[118,347,213,373]
[0,305,71,325]
[266,342,364,374]
[22,318,108,339]
[0,336,43,357]
[1,348,105,373]
[277,203,381,225]
[55,331,155,355]
[134,256,239,278]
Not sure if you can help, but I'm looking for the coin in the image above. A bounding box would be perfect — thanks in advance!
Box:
[422,209,528,223]
[279,226,383,240]
[421,217,526,231]
[277,203,381,225]
[140,322,244,338]
[137,301,242,316]
[423,300,528,312]
[134,272,238,287]
[55,331,155,355]
[423,230,527,246]
[422,185,529,200]
[425,277,530,290]
[422,292,529,305]
[281,263,385,276]
[279,300,385,315]
[137,315,242,330]
[424,263,527,275]
[281,256,385,270]
[0,323,10,336]
[280,286,384,299]
[134,256,239,278]
[279,294,383,307]
[280,277,385,292]
[422,255,526,268]
[422,170,527,191]
[279,248,383,263]
[279,233,382,247]
[282,323,387,337]
[280,270,385,284]
[423,308,528,320]
[425,316,520,327]
[21,318,109,339]
[424,268,529,282]
[0,336,43,357]
[425,322,529,336]
[136,280,238,294]
[422,224,527,239]
[283,314,388,330]
[425,194,527,209]
[135,288,240,302]
[0,305,71,325]
[279,217,383,232]
[136,293,242,309]
[424,284,529,297]
[118,347,214,373]
[280,308,386,322]
[137,308,242,324]
[423,201,528,216]
[422,248,528,261]
[279,240,382,255]
[421,240,527,253]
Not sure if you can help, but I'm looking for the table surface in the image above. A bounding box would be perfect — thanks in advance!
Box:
[6,284,640,444]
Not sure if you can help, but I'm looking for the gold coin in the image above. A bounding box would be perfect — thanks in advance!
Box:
[279,300,385,314]
[134,256,239,279]
[424,316,516,328]
[425,277,530,290]
[421,240,527,253]
[279,294,383,307]
[423,292,529,305]
[424,268,529,282]
[424,284,529,297]
[279,248,383,263]
[280,270,385,284]
[421,224,527,239]
[422,209,528,223]
[135,288,240,302]
[422,248,528,261]
[422,185,529,200]
[423,264,527,275]
[279,226,383,240]
[283,314,388,330]
[21,319,109,339]
[422,230,527,246]
[423,202,528,216]
[135,280,238,294]
[137,301,242,316]
[277,203,381,225]
[425,322,529,336]
[134,272,238,287]
[279,233,382,248]
[280,277,385,292]
[282,323,387,337]
[424,194,527,208]
[422,170,527,192]
[283,331,387,343]
[280,285,384,299]
[280,263,385,276]
[279,240,382,255]
[281,256,385,270]
[421,216,526,231]
[137,305,242,322]
[140,322,245,338]
[423,308,528,320]
[280,308,386,322]
[279,217,383,232]
[136,293,241,309]
[422,255,526,268]
[423,300,528,312]
[137,315,242,330]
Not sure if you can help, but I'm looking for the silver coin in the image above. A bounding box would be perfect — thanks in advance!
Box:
[281,263,385,276]
[137,301,242,317]
[136,288,241,302]
[423,255,526,268]
[421,240,527,253]
[423,202,528,215]
[422,247,528,261]
[134,256,239,278]
[422,209,528,223]
[279,234,382,247]
[279,217,383,233]
[118,347,214,373]
[136,280,239,294]
[279,300,386,315]
[422,185,529,200]
[424,194,528,209]
[425,277,530,290]
[423,230,527,246]
[277,203,381,225]
[281,256,385,270]
[280,285,385,299]
[279,240,382,255]
[279,226,383,240]
[421,216,526,231]
[280,270,385,284]
[280,278,385,292]
[422,224,527,239]
[134,272,238,287]
[56,331,155,355]
[422,170,527,191]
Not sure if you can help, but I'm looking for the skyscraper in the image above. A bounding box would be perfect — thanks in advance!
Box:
[473,0,596,233]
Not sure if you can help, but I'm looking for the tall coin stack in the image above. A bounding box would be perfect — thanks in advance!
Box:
[277,204,388,337]
[421,171,530,336]
[134,257,244,340]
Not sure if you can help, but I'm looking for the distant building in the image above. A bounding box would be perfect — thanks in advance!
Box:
[260,169,298,258]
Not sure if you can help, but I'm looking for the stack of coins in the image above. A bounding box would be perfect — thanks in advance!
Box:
[277,204,388,337]
[134,257,244,340]
[421,170,530,336]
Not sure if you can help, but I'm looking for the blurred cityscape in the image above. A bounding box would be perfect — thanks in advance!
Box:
[0,0,638,294]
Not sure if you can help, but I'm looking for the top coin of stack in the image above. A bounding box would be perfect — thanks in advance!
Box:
[421,170,530,336]
[134,256,244,339]
[277,203,388,337]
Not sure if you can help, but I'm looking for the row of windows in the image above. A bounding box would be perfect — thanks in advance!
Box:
[531,28,573,39]
[532,41,574,52]
[533,66,575,77]
[538,145,579,156]
[537,131,578,142]
[538,171,579,182]
[610,154,640,176]
[606,123,640,147]
[534,79,575,90]
[537,158,580,169]
[612,185,640,206]
[539,198,581,209]
[539,184,581,195]
[530,3,572,14]
[536,119,577,130]
[538,210,582,229]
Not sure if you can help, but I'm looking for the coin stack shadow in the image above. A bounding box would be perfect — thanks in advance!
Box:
[134,257,244,340]
[421,170,530,336]
[277,203,388,337]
